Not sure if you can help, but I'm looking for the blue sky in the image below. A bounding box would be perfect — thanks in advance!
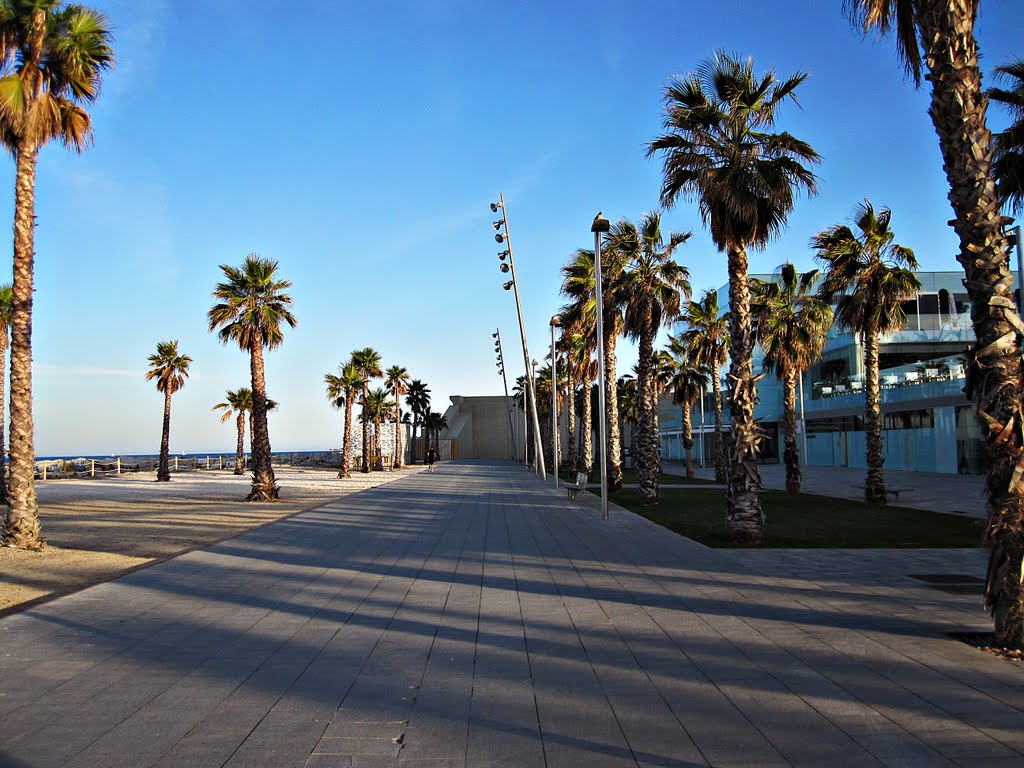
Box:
[6,0,1022,456]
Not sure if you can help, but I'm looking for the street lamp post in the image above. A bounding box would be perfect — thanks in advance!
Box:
[550,315,562,489]
[592,212,611,520]
[531,359,540,473]
[492,194,546,480]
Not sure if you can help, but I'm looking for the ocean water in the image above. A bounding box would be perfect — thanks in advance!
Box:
[36,450,338,462]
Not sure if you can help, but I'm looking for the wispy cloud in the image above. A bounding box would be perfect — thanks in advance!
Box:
[36,364,139,378]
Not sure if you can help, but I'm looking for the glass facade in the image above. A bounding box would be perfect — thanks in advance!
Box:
[660,271,982,474]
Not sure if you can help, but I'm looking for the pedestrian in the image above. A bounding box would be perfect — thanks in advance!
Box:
[426,446,437,471]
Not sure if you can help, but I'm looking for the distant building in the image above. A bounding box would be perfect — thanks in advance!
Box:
[659,271,982,475]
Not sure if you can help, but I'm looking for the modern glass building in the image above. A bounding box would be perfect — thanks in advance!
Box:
[659,271,983,475]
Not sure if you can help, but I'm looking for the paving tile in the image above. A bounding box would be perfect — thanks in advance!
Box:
[0,463,1017,768]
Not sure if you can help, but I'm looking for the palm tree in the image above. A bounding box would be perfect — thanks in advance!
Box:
[0,2,113,550]
[423,410,448,454]
[406,379,431,463]
[612,212,692,505]
[385,365,411,468]
[325,361,365,479]
[145,341,192,482]
[678,290,730,484]
[561,247,627,491]
[617,374,639,470]
[208,254,296,501]
[845,0,1024,651]
[0,284,11,502]
[213,387,252,475]
[650,350,678,476]
[647,51,819,543]
[815,202,919,505]
[751,263,834,496]
[362,387,393,469]
[667,360,708,481]
[350,348,382,473]
[991,59,1024,216]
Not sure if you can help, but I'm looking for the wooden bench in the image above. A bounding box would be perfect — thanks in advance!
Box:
[565,471,589,499]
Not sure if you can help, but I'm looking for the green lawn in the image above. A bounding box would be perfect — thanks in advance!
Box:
[557,467,719,486]
[610,487,985,548]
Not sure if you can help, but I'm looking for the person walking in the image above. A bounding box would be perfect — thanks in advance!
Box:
[426,446,437,472]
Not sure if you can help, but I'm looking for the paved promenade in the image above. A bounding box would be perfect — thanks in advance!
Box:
[0,460,1020,767]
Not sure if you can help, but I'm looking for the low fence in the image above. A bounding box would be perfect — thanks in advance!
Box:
[33,451,345,480]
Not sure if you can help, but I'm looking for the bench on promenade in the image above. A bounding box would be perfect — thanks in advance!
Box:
[565,471,588,499]
[851,484,914,502]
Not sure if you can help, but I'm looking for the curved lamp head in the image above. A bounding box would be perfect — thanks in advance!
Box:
[550,315,562,328]
[498,250,509,260]
[490,202,501,213]
[503,280,513,291]
[493,220,505,231]
[499,263,510,273]
[495,233,505,244]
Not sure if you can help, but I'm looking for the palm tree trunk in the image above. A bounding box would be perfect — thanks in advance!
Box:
[234,411,245,475]
[248,341,278,501]
[340,399,353,478]
[360,387,370,473]
[566,368,576,474]
[0,334,9,502]
[910,2,1024,646]
[581,381,593,474]
[4,143,41,549]
[725,243,765,543]
[782,367,801,496]
[394,402,403,469]
[637,321,659,506]
[682,398,694,479]
[157,389,172,482]
[604,327,623,492]
[711,370,727,484]
[863,330,886,504]
[374,417,383,470]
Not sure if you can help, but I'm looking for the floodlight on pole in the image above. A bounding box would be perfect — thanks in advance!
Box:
[592,211,611,520]
[493,328,518,461]
[489,193,546,479]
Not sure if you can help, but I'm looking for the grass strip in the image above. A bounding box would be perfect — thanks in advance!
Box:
[610,487,985,548]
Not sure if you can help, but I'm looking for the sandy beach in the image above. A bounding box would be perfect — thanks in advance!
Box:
[0,464,428,615]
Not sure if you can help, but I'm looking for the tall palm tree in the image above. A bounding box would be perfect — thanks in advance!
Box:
[423,410,448,453]
[612,212,692,505]
[385,365,411,468]
[617,375,639,468]
[362,387,393,469]
[991,59,1024,216]
[559,327,586,474]
[650,349,678,476]
[678,290,730,484]
[145,341,192,483]
[845,0,1024,652]
[0,284,11,502]
[751,263,834,496]
[208,254,296,501]
[0,2,113,550]
[325,361,365,479]
[666,342,710,479]
[406,379,430,463]
[350,347,383,473]
[213,387,252,475]
[561,247,627,491]
[815,202,920,504]
[647,51,819,543]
